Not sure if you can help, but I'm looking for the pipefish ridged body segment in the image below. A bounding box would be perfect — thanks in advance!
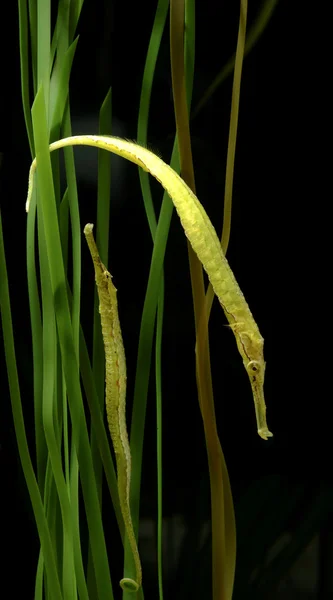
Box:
[84,223,142,592]
[27,135,272,439]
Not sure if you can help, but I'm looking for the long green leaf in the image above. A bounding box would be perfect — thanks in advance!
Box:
[32,87,114,600]
[0,207,63,600]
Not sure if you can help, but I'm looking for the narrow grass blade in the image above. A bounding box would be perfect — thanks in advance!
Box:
[0,208,63,600]
[37,219,76,597]
[170,1,236,599]
[135,1,169,598]
[37,0,51,122]
[192,0,279,118]
[32,87,114,600]
[50,38,79,137]
[87,87,113,597]
[18,0,34,153]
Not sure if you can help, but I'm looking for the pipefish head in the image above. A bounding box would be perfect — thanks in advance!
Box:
[235,330,273,440]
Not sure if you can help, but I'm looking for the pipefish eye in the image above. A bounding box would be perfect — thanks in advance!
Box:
[247,361,260,375]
